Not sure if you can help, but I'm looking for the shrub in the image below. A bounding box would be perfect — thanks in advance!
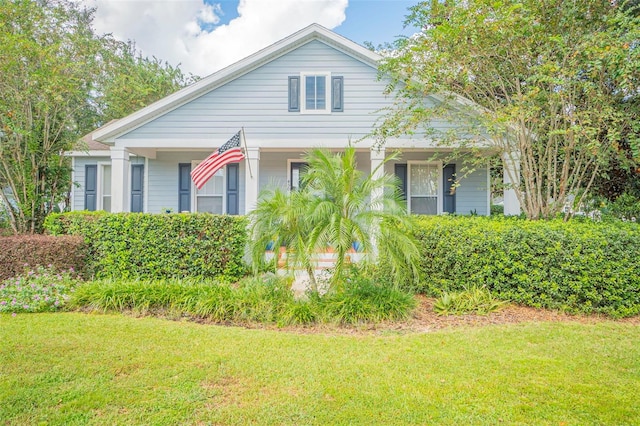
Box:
[0,234,87,280]
[0,265,82,314]
[318,275,417,325]
[44,212,248,281]
[71,276,297,324]
[603,192,640,221]
[433,285,506,316]
[70,274,417,326]
[396,216,640,318]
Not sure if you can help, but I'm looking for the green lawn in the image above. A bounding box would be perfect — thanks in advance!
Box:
[1,313,639,425]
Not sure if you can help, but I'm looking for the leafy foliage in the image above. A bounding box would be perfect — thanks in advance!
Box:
[70,273,417,326]
[399,216,640,318]
[433,285,506,316]
[377,0,640,220]
[0,234,87,280]
[98,40,198,123]
[317,275,417,324]
[44,212,247,281]
[0,0,105,233]
[0,265,82,314]
[0,0,195,234]
[249,146,421,289]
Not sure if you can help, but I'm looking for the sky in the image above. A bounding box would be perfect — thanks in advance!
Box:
[81,0,419,78]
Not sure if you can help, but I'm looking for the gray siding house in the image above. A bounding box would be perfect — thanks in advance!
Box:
[69,24,519,216]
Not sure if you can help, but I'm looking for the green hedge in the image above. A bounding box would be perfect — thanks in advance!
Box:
[44,212,248,281]
[405,216,640,318]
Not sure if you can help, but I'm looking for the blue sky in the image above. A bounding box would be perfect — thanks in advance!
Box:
[338,0,417,47]
[208,0,417,47]
[84,0,419,77]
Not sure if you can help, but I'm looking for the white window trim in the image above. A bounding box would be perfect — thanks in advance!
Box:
[96,162,111,212]
[407,161,443,215]
[300,72,331,114]
[190,160,226,214]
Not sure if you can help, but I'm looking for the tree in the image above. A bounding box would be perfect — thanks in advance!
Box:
[0,0,195,234]
[249,147,420,290]
[98,40,198,123]
[0,0,105,233]
[376,0,640,220]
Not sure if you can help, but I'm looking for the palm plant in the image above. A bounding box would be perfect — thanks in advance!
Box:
[249,146,420,290]
[249,186,320,290]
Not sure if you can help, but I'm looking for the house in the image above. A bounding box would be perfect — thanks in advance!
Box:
[68,24,520,216]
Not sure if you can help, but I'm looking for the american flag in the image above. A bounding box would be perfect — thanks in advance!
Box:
[191,131,245,190]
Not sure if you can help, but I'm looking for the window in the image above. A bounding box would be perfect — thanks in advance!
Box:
[289,73,343,113]
[193,165,224,214]
[408,163,441,215]
[289,161,308,191]
[304,74,327,111]
[99,164,112,212]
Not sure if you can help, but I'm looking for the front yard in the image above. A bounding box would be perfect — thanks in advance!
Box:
[1,313,638,425]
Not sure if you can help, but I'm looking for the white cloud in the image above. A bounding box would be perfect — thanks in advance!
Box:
[82,0,348,77]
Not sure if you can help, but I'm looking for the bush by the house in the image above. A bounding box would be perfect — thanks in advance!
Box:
[0,265,82,314]
[399,216,640,318]
[0,234,87,281]
[70,274,417,326]
[44,212,248,281]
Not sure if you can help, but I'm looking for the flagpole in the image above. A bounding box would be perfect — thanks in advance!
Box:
[241,127,253,179]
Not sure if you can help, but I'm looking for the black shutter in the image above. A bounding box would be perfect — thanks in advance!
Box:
[288,76,300,112]
[331,76,344,112]
[85,165,97,211]
[131,164,144,213]
[394,163,407,202]
[178,163,191,212]
[226,163,239,215]
[443,164,456,214]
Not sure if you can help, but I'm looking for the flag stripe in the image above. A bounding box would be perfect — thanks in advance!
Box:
[191,148,244,183]
[190,131,246,190]
[191,147,245,189]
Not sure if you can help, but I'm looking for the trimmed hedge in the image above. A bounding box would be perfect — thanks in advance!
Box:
[0,235,87,280]
[404,216,640,318]
[44,212,248,281]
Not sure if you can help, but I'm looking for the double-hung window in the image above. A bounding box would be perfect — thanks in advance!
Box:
[408,162,441,215]
[303,74,328,111]
[193,165,224,214]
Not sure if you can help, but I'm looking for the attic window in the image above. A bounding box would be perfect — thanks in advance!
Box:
[289,73,343,113]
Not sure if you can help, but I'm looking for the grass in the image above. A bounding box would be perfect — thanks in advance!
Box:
[1,313,639,425]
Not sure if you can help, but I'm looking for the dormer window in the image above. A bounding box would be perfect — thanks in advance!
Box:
[289,73,343,113]
[303,73,328,111]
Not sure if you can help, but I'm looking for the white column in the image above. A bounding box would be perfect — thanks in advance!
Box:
[370,147,386,211]
[244,147,260,214]
[370,147,386,258]
[111,147,130,213]
[503,151,521,216]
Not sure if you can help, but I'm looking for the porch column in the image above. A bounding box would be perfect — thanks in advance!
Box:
[370,147,386,211]
[503,151,521,216]
[370,147,386,258]
[111,147,130,213]
[244,147,260,214]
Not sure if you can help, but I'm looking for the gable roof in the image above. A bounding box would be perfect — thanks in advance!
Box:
[93,24,382,143]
